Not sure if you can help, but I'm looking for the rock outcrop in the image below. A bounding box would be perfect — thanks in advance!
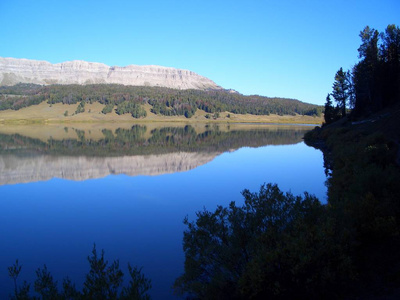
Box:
[0,57,222,90]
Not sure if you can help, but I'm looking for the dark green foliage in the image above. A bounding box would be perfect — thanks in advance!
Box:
[8,260,32,300]
[115,101,147,118]
[353,26,380,115]
[34,265,59,300]
[83,245,124,299]
[0,83,323,117]
[0,83,44,110]
[8,260,23,298]
[175,184,353,299]
[7,245,152,300]
[379,24,400,108]
[323,94,341,125]
[62,278,80,300]
[102,103,114,114]
[331,68,351,117]
[74,101,85,114]
[120,265,152,300]
[323,129,400,258]
[0,94,45,110]
[352,24,400,117]
[325,24,400,120]
[0,83,42,95]
[304,105,400,297]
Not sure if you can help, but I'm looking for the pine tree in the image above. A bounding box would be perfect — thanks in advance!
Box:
[332,68,350,117]
[324,94,335,124]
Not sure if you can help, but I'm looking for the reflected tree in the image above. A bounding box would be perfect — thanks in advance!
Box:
[7,245,152,300]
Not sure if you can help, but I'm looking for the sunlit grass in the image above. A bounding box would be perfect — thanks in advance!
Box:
[0,100,323,124]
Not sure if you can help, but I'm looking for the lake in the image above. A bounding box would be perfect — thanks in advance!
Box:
[0,123,326,299]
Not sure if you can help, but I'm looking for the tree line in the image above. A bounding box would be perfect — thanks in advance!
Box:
[0,125,309,157]
[0,84,322,118]
[324,24,400,124]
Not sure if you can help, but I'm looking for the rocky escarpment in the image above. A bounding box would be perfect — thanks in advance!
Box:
[0,57,222,90]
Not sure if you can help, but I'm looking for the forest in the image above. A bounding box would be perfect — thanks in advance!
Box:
[324,24,400,123]
[0,84,322,118]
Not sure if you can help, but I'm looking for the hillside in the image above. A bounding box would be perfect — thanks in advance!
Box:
[0,83,323,123]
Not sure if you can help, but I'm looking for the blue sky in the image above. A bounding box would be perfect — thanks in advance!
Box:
[0,0,399,105]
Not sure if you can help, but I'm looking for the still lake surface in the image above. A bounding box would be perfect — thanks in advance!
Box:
[0,123,326,299]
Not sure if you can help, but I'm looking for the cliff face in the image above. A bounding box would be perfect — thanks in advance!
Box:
[0,57,221,90]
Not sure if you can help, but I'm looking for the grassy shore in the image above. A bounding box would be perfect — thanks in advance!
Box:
[0,101,323,125]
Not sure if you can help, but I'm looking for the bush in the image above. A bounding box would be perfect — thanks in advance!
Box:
[174,183,352,299]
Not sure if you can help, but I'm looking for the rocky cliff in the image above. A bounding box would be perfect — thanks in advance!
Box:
[0,57,222,90]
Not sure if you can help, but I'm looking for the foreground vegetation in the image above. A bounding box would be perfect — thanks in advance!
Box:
[174,184,345,299]
[174,24,400,299]
[174,119,400,298]
[0,84,322,120]
[8,245,151,300]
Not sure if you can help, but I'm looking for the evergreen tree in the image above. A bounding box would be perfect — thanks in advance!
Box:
[353,26,380,115]
[331,68,350,117]
[323,94,336,125]
[379,24,400,107]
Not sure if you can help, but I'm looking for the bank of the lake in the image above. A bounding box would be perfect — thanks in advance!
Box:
[0,101,323,125]
[303,104,400,298]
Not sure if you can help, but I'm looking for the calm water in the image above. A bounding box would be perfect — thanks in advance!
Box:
[0,123,326,299]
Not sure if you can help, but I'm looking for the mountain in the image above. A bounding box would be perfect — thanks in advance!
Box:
[0,57,323,119]
[0,57,221,90]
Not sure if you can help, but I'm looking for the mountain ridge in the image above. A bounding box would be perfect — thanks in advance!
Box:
[0,57,222,90]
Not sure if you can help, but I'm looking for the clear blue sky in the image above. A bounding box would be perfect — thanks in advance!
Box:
[0,0,399,105]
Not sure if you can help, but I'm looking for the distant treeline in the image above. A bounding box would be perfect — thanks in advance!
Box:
[0,125,310,157]
[0,84,322,117]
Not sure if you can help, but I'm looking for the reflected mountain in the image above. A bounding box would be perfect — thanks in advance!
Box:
[0,124,311,185]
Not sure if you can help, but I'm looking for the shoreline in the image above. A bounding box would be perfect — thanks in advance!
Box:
[0,101,323,125]
[0,119,322,125]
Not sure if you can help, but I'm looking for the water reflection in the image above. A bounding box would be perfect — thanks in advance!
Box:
[0,123,324,299]
[0,124,311,185]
